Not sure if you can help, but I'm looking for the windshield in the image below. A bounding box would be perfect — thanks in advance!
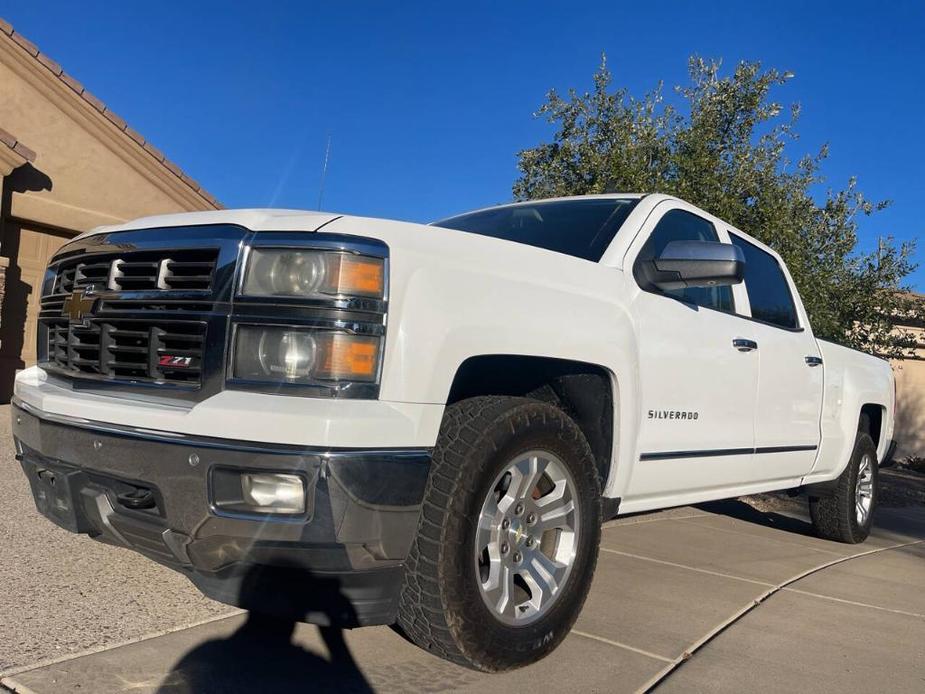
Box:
[432,197,640,262]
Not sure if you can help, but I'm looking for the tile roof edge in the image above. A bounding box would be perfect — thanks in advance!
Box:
[0,17,221,209]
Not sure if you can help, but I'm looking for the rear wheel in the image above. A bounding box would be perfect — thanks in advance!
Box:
[809,432,879,544]
[397,396,601,671]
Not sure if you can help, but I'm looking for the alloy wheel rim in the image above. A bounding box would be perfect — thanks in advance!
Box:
[856,453,874,525]
[474,450,580,626]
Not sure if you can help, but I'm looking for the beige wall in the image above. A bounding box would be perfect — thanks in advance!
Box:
[892,322,925,461]
[0,218,70,394]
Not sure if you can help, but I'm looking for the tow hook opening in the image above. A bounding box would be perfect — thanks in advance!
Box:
[36,469,57,486]
[117,487,157,510]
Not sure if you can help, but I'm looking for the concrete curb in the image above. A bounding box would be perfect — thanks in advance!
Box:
[1,680,39,694]
[0,609,242,681]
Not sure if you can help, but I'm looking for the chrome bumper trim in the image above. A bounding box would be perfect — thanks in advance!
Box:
[11,396,431,457]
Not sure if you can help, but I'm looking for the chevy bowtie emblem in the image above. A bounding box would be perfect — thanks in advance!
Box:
[61,290,96,322]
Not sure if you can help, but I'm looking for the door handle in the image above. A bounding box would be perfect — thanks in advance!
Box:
[805,356,823,367]
[733,338,758,352]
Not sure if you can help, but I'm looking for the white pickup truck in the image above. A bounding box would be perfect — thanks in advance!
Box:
[12,193,894,671]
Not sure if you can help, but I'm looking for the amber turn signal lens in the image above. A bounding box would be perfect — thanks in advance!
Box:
[242,249,385,299]
[316,333,380,381]
[233,326,381,384]
[331,255,384,297]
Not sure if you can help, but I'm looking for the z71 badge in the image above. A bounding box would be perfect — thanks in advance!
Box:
[159,355,194,368]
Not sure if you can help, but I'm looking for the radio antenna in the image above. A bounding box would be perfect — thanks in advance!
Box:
[317,134,332,211]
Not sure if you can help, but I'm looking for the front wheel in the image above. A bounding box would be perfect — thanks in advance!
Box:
[397,396,602,671]
[809,432,879,544]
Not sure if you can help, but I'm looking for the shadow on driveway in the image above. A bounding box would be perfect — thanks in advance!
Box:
[157,564,373,694]
[700,496,925,546]
[696,498,819,536]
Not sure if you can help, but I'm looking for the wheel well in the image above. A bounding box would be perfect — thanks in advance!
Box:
[859,404,883,448]
[447,355,615,487]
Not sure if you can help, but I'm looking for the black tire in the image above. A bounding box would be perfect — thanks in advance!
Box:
[397,396,602,671]
[809,432,879,544]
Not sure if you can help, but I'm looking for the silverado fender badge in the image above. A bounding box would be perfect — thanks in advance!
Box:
[648,409,700,420]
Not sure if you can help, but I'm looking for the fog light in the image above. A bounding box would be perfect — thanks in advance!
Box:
[211,467,307,516]
[241,473,305,514]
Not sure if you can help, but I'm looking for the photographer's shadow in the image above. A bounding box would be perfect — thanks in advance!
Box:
[158,564,373,694]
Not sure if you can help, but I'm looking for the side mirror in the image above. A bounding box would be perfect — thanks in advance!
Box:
[647,240,745,290]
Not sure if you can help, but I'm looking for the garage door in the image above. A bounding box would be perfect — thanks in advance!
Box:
[0,221,74,399]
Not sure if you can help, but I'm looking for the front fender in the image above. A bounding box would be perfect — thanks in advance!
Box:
[321,215,641,497]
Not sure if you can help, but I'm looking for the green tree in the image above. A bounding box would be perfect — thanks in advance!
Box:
[514,55,923,358]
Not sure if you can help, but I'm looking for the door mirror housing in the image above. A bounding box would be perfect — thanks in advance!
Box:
[645,240,745,291]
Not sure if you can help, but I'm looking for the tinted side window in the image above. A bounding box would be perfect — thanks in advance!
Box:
[730,234,799,329]
[634,209,733,312]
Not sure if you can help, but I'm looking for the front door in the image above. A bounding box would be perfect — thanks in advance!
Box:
[623,204,759,506]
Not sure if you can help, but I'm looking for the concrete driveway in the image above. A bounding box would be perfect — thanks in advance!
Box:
[3,495,924,693]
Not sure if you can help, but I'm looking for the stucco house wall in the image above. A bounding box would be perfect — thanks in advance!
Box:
[892,318,925,461]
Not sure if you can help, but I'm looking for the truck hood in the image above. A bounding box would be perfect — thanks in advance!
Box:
[77,208,343,239]
[81,208,602,275]
[80,208,615,297]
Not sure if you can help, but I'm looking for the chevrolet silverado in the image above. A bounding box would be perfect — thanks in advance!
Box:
[12,193,895,670]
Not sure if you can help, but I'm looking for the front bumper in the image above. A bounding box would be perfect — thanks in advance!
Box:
[12,398,431,626]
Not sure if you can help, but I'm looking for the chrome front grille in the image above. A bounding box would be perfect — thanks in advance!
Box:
[36,225,247,400]
[43,317,206,384]
[36,224,389,403]
[53,249,218,293]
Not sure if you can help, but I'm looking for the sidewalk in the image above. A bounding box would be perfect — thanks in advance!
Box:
[4,504,924,693]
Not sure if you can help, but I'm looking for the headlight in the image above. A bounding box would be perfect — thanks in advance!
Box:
[233,325,381,384]
[242,249,385,299]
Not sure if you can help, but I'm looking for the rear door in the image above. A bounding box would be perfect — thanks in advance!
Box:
[729,233,823,478]
[623,203,759,506]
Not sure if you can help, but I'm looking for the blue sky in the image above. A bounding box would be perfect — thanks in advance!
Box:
[6,1,924,289]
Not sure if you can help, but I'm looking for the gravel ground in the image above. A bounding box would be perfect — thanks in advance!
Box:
[880,466,925,507]
[0,405,234,673]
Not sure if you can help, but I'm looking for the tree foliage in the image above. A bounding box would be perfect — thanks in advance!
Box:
[514,56,923,357]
